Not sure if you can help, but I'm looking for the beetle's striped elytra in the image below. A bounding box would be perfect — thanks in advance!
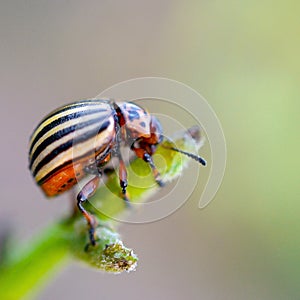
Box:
[29,99,206,246]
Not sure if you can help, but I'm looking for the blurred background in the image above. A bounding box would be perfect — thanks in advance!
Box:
[1,1,299,299]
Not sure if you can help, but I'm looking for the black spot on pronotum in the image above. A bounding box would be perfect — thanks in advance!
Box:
[127,110,140,121]
[139,121,146,128]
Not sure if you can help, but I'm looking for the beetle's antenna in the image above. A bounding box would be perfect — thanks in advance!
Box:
[170,147,207,166]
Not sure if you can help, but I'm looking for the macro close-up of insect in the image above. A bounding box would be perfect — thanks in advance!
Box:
[2,1,298,298]
[28,99,207,246]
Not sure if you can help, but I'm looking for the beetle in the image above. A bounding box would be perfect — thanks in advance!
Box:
[29,99,206,246]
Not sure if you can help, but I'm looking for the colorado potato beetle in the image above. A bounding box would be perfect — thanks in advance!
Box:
[29,99,206,245]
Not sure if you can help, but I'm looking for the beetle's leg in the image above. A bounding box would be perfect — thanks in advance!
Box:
[113,146,131,207]
[118,157,131,207]
[143,152,165,187]
[77,176,100,246]
[112,109,131,207]
[114,141,131,206]
[132,147,164,187]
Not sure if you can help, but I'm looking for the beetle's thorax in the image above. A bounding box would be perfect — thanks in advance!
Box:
[116,102,152,141]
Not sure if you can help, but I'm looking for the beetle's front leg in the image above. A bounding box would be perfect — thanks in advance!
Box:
[77,176,100,246]
[118,156,131,207]
[113,129,131,207]
[132,147,164,187]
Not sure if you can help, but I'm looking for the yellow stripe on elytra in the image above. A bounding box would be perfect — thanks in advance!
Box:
[35,119,115,182]
[29,111,107,160]
[31,120,109,173]
[29,101,109,147]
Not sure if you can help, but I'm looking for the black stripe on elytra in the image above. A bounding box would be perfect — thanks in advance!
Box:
[37,143,111,185]
[31,99,110,135]
[29,114,111,169]
[37,149,93,185]
[32,120,111,177]
[37,159,73,185]
[29,107,109,155]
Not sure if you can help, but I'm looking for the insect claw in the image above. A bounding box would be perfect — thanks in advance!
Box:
[156,179,165,187]
[89,227,96,246]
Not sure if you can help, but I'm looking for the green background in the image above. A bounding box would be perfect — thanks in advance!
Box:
[1,1,299,299]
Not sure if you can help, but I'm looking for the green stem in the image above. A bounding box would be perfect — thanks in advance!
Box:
[0,222,70,299]
[0,219,137,299]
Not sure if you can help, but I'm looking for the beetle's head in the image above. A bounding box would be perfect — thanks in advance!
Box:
[149,115,164,144]
[132,115,163,156]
